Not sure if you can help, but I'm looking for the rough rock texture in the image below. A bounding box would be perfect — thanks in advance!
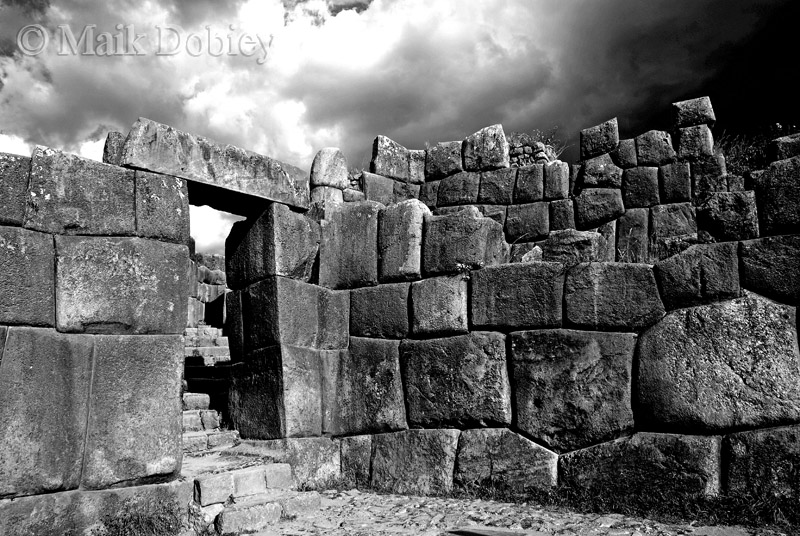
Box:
[505,202,549,242]
[378,199,429,282]
[463,124,510,171]
[319,201,382,289]
[610,139,637,169]
[310,148,349,189]
[371,136,409,182]
[408,149,426,185]
[425,141,463,180]
[649,203,697,261]
[418,180,440,209]
[471,262,564,329]
[226,203,320,289]
[549,199,575,231]
[691,153,728,199]
[454,429,557,493]
[623,167,660,208]
[101,131,125,165]
[0,153,31,226]
[560,433,721,500]
[769,133,800,162]
[410,275,468,336]
[361,172,395,205]
[580,118,619,160]
[134,171,190,243]
[340,435,372,488]
[616,209,649,263]
[595,220,617,262]
[437,172,480,206]
[122,117,309,210]
[511,329,636,452]
[400,332,511,427]
[544,161,569,200]
[434,205,506,226]
[311,185,344,204]
[635,130,676,166]
[574,188,624,230]
[423,207,509,275]
[677,125,714,161]
[55,236,189,334]
[739,235,800,304]
[81,335,182,489]
[672,96,716,128]
[654,243,739,310]
[539,229,604,265]
[725,425,800,498]
[343,188,365,202]
[371,429,461,495]
[659,162,692,203]
[696,191,759,240]
[242,437,340,488]
[24,146,135,235]
[514,165,544,203]
[581,153,622,188]
[478,168,516,204]
[0,226,55,327]
[565,263,664,330]
[349,283,409,339]
[638,292,800,432]
[753,155,800,235]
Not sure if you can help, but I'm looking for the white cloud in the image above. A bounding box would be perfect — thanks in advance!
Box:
[0,133,32,156]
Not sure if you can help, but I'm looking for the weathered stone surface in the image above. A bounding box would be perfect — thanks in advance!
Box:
[463,124,510,171]
[425,141,463,180]
[122,117,309,210]
[594,220,617,262]
[691,153,727,199]
[0,226,55,326]
[580,118,619,160]
[697,191,759,240]
[636,130,676,166]
[727,173,745,191]
[560,433,721,500]
[423,207,509,275]
[504,202,549,242]
[371,135,409,181]
[739,235,800,304]
[478,168,516,204]
[317,287,350,350]
[610,139,637,169]
[753,155,800,235]
[393,178,420,203]
[24,146,135,235]
[649,202,697,261]
[195,252,225,271]
[55,236,189,334]
[539,229,603,265]
[581,153,622,188]
[343,187,365,202]
[638,292,800,432]
[340,435,372,489]
[521,245,543,262]
[769,133,800,162]
[616,208,649,263]
[311,185,344,204]
[622,167,660,208]
[324,338,407,436]
[471,262,563,329]
[371,429,460,495]
[0,153,30,226]
[238,437,340,488]
[725,425,800,498]
[135,171,190,243]
[361,172,395,205]
[0,328,92,498]
[543,161,569,200]
[418,179,440,208]
[654,243,739,310]
[102,131,125,165]
[454,429,557,493]
[216,499,281,534]
[437,171,480,206]
[565,263,664,330]
[408,149,426,185]
[672,96,716,128]
[82,335,182,489]
[512,329,636,452]
[410,275,468,336]
[677,125,714,161]
[513,165,543,204]
[378,199,429,282]
[574,188,624,230]
[659,161,692,203]
[400,332,511,427]
[350,283,409,338]
[310,147,349,189]
[319,201,382,289]
[549,199,574,231]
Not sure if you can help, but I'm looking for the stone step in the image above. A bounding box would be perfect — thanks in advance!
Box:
[184,335,230,348]
[184,326,224,339]
[184,347,231,366]
[182,409,221,432]
[182,392,210,411]
[215,491,321,535]
[183,429,240,453]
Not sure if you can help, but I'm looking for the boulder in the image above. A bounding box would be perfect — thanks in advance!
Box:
[478,168,516,204]
[407,149,426,185]
[0,153,30,226]
[580,118,619,160]
[696,191,759,241]
[539,229,604,265]
[636,130,676,166]
[610,139,637,169]
[310,147,349,189]
[0,226,55,327]
[768,133,800,162]
[101,131,125,165]
[659,161,692,203]
[378,199,429,282]
[543,161,569,200]
[425,141,463,180]
[319,201,382,289]
[725,425,800,498]
[622,167,660,208]
[349,283,409,339]
[505,202,549,242]
[339,435,372,488]
[752,155,800,235]
[463,124,510,171]
[581,153,622,188]
[671,96,716,128]
[549,199,575,231]
[638,292,800,432]
[371,135,408,182]
[400,332,511,427]
[371,429,460,495]
[616,209,649,263]
[677,125,714,161]
[739,235,800,304]
[410,275,468,336]
[514,164,544,203]
[511,329,636,452]
[437,171,480,206]
[574,188,624,230]
[654,242,739,310]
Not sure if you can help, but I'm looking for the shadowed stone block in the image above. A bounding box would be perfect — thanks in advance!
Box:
[638,292,800,432]
[697,191,759,241]
[418,180,440,209]
[0,226,55,326]
[654,243,739,310]
[635,130,675,166]
[371,135,408,182]
[350,283,409,338]
[310,148,348,189]
[317,286,350,350]
[549,199,574,231]
[340,435,372,489]
[769,133,800,162]
[455,429,557,493]
[623,167,660,208]
[512,329,636,452]
[514,164,544,203]
[544,161,569,200]
[393,179,420,203]
[739,235,800,304]
[560,433,721,500]
[752,155,800,235]
[472,262,563,329]
[361,172,394,205]
[691,153,727,199]
[24,146,135,235]
[0,153,30,226]
[437,171,480,206]
[478,168,516,204]
[371,429,460,495]
[649,202,697,262]
[610,139,637,169]
[580,118,618,160]
[343,188,365,202]
[135,171,190,243]
[55,236,189,334]
[725,425,800,498]
[582,153,622,188]
[540,229,603,265]
[616,208,649,263]
[400,332,511,427]
[677,125,714,161]
[0,328,93,498]
[425,141,463,180]
[505,202,549,242]
[574,188,624,230]
[595,219,617,262]
[319,201,382,289]
[378,199,429,282]
[659,161,691,203]
[82,335,182,490]
[410,275,468,336]
[463,124,510,171]
[672,96,716,128]
[408,149,425,185]
[102,131,125,165]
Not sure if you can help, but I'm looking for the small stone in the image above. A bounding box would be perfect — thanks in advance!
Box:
[672,96,716,128]
[739,235,800,304]
[478,168,516,204]
[696,191,759,240]
[425,141,463,180]
[549,199,575,231]
[371,135,409,181]
[371,429,460,495]
[580,118,619,160]
[622,167,660,208]
[437,171,481,206]
[654,242,739,310]
[310,148,349,189]
[505,202,549,242]
[582,153,623,188]
[677,125,714,161]
[636,130,676,166]
[610,139,637,169]
[659,162,692,203]
[463,124,510,171]
[410,275,468,336]
[514,165,544,202]
[574,188,624,230]
[616,209,649,263]
[543,161,569,200]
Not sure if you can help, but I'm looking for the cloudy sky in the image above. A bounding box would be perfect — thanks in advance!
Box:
[1,0,797,253]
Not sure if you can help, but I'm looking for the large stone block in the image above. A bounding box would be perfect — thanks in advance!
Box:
[574,188,624,230]
[691,153,728,199]
[514,164,544,203]
[122,117,309,210]
[478,168,516,204]
[549,199,575,231]
[0,153,30,226]
[616,208,649,263]
[638,292,800,432]
[654,242,739,310]
[310,147,348,189]
[371,429,460,495]
[55,236,189,334]
[580,118,618,160]
[317,287,350,350]
[418,179,440,209]
[410,275,468,336]
[753,155,800,235]
[635,130,676,166]
[339,435,372,489]
[408,149,426,185]
[739,235,800,304]
[560,433,721,500]
[677,125,714,161]
[725,425,800,498]
[400,332,511,427]
[543,161,569,200]
[622,167,660,208]
[319,201,382,289]
[471,262,563,329]
[539,229,603,265]
[311,185,344,204]
[565,263,664,330]
[511,329,635,452]
[0,226,55,326]
[581,153,622,188]
[769,133,800,162]
[437,171,480,206]
[361,171,394,205]
[425,141,463,180]
[696,191,759,241]
[350,283,409,338]
[659,161,692,203]
[324,337,407,436]
[81,335,182,489]
[454,429,557,493]
[505,202,549,242]
[649,202,697,261]
[24,146,135,235]
[672,96,716,128]
[226,203,320,289]
[134,171,190,243]
[422,206,509,275]
[610,139,637,169]
[463,124,510,171]
[378,199,429,282]
[371,135,409,182]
